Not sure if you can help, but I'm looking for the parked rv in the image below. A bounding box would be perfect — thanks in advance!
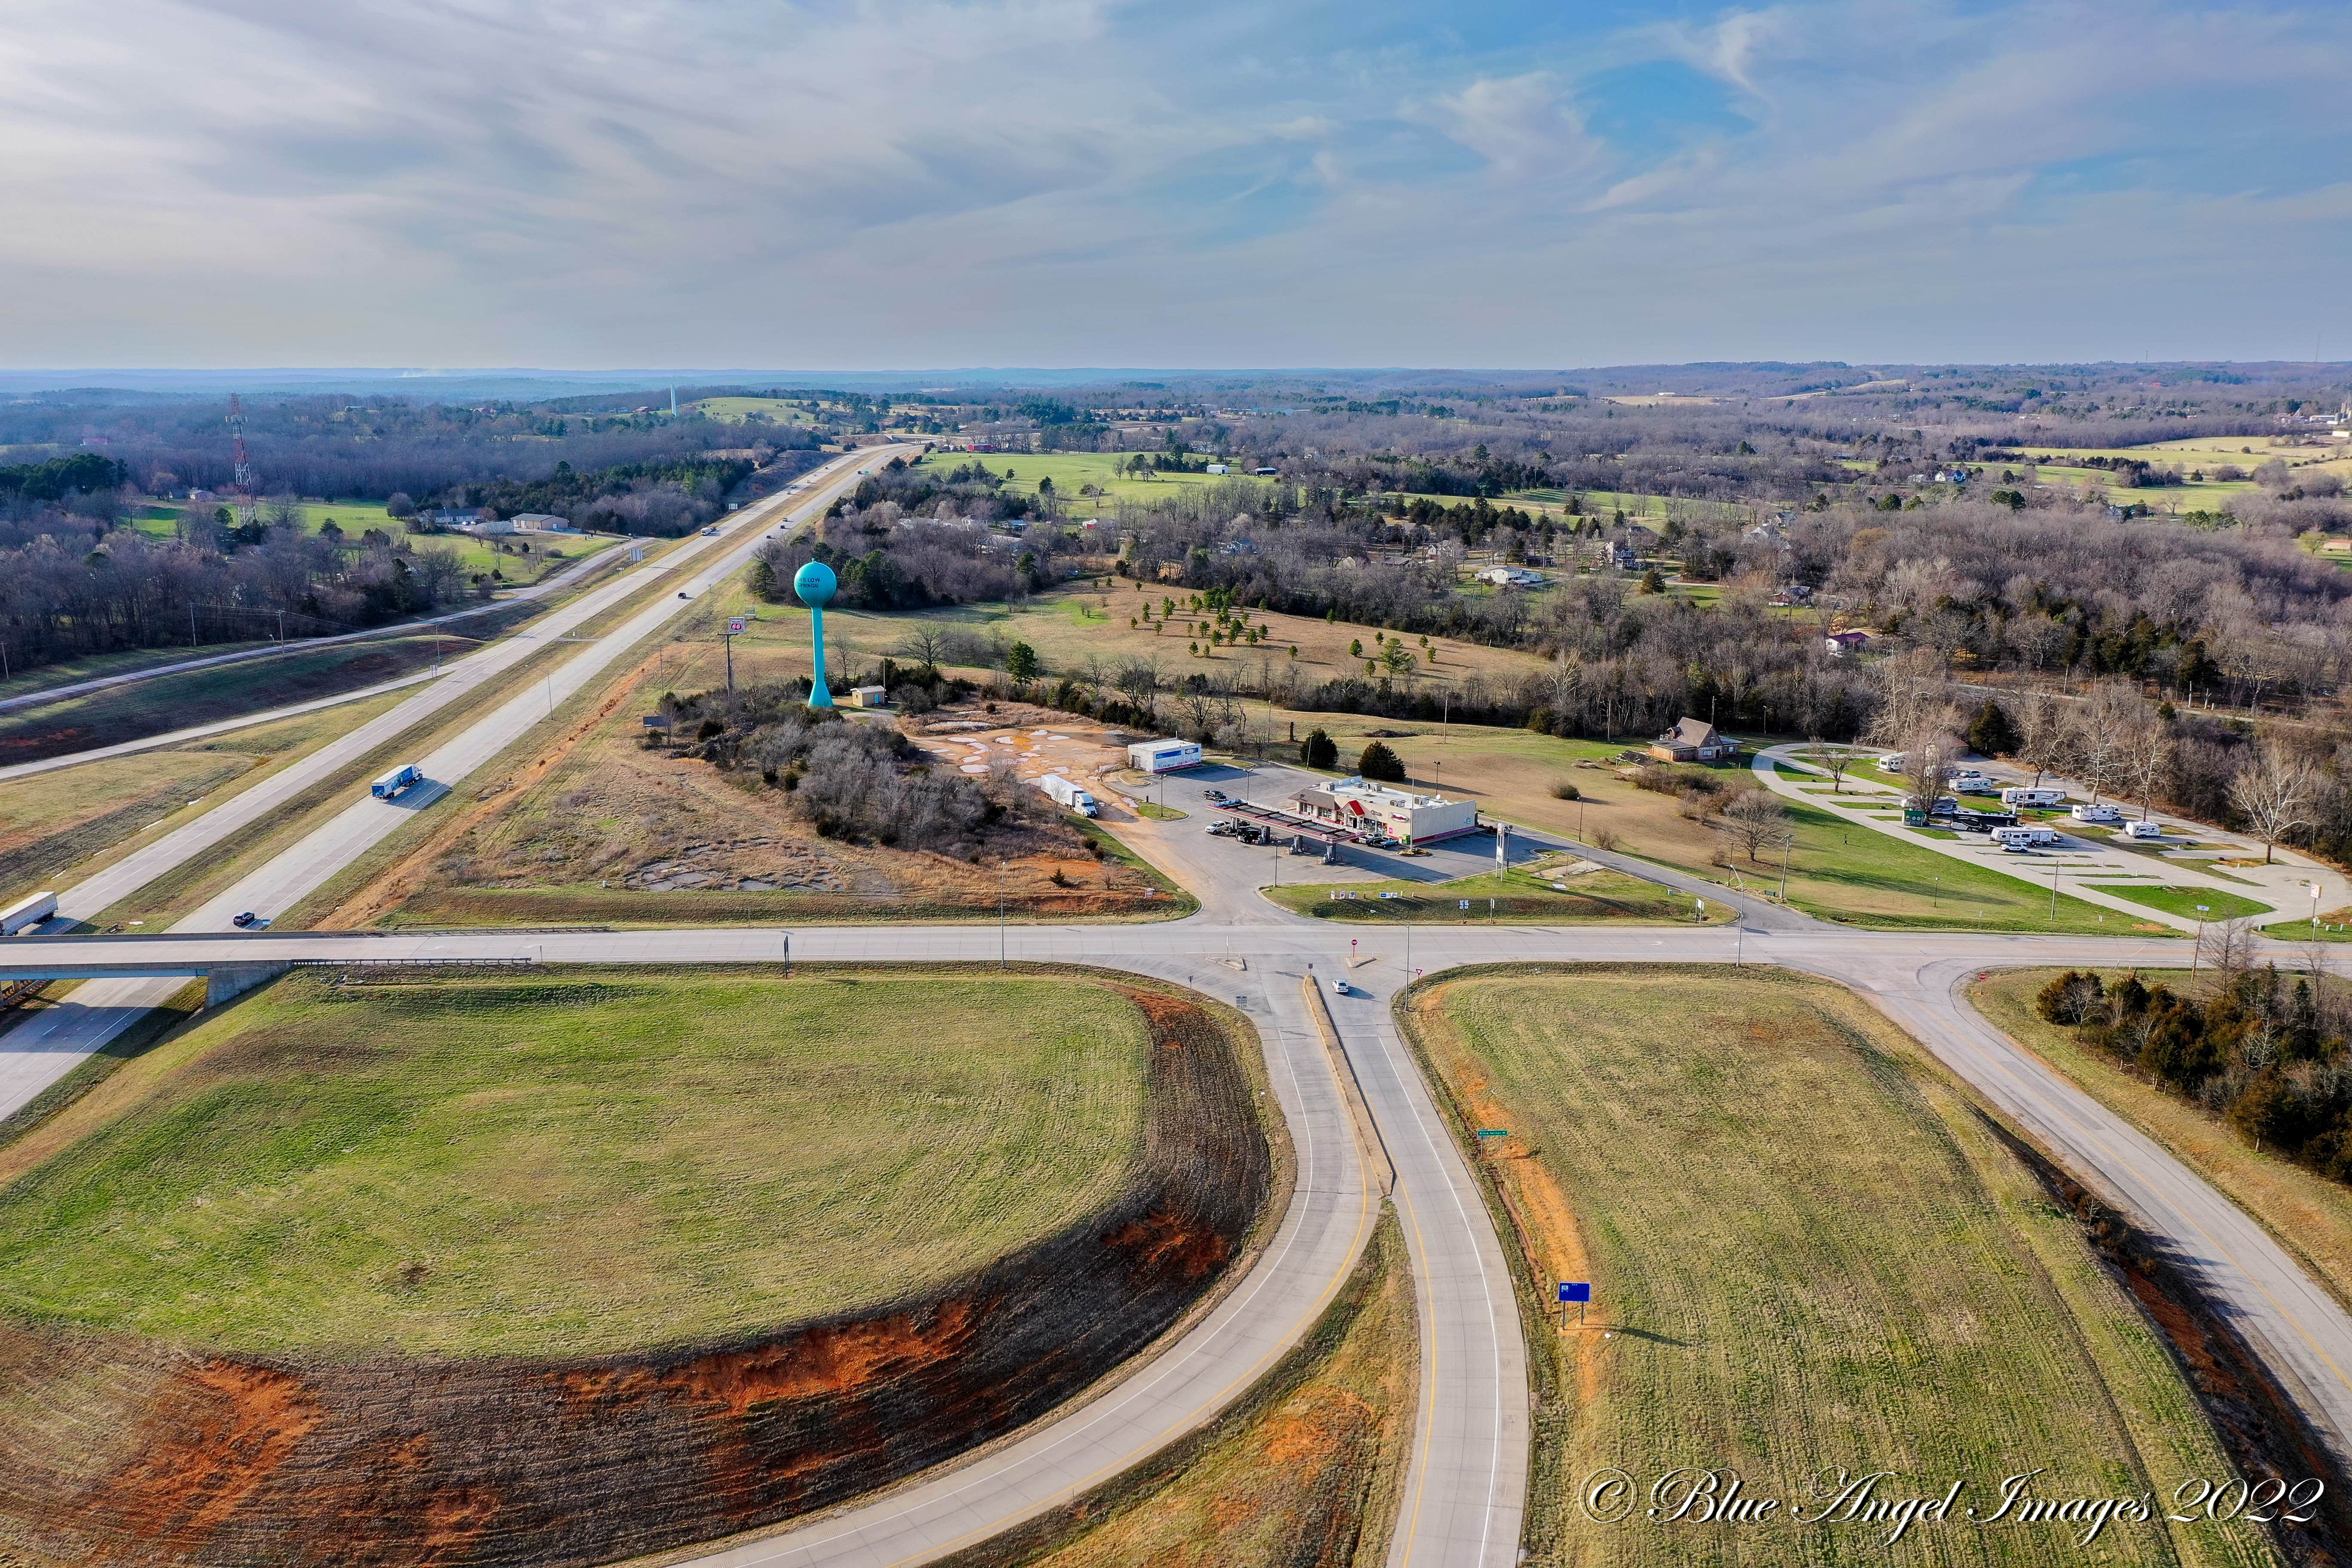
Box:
[2122,820,2165,841]
[2000,787,2067,809]
[1992,825,2061,851]
[2070,802,2124,824]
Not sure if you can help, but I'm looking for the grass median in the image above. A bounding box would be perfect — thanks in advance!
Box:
[1264,864,1720,925]
[1403,965,2263,1568]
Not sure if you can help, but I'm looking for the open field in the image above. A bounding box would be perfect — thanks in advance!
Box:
[938,1208,1415,1568]
[1973,968,2352,1314]
[906,448,1274,512]
[1405,965,2269,1568]
[689,396,821,424]
[0,967,1155,1357]
[1265,861,1723,924]
[0,632,475,767]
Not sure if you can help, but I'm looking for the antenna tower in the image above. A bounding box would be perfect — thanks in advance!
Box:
[227,394,257,525]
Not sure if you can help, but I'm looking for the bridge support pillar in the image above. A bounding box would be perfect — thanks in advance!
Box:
[206,962,288,1008]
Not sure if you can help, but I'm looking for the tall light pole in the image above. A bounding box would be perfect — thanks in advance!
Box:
[998,860,1008,969]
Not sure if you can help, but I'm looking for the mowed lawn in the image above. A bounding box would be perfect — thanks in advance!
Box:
[1406,967,2262,1568]
[0,968,1154,1357]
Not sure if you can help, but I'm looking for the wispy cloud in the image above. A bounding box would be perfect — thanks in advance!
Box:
[0,0,2347,367]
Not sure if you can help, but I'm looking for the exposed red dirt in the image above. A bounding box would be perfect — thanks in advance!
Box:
[0,984,1273,1568]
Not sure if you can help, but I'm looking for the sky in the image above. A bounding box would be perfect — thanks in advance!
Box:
[5,0,2348,371]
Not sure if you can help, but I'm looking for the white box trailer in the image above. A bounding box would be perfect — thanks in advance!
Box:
[1,890,58,936]
[1127,739,1202,773]
[1038,773,1100,817]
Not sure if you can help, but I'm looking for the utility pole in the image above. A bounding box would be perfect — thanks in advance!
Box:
[999,861,1008,968]
[1778,833,1792,903]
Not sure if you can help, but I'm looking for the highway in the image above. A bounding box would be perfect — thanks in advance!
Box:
[0,529,628,717]
[0,444,906,1118]
[8,515,2352,1564]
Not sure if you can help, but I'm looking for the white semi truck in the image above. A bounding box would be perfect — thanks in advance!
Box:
[1,890,58,936]
[1038,773,1101,818]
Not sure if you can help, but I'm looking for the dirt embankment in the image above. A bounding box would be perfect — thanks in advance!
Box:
[0,988,1274,1568]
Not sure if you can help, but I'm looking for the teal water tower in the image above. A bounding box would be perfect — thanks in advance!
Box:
[794,560,837,709]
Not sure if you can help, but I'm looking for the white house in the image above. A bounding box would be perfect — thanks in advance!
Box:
[1287,777,1478,844]
[1475,566,1545,588]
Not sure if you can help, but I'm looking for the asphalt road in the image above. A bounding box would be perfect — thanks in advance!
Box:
[11,545,2352,1563]
[0,446,899,1118]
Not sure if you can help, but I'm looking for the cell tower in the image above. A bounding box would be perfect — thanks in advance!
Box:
[227,393,257,525]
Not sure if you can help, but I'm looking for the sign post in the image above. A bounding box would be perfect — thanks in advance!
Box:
[1558,1280,1591,1329]
[725,617,745,692]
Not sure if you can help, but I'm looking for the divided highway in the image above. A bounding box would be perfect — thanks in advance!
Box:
[0,445,903,1119]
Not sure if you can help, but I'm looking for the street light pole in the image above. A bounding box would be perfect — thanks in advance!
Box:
[999,861,1008,969]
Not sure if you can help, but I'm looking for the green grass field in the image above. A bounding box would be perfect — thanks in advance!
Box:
[907,449,1273,511]
[1264,866,1721,925]
[2086,884,2273,922]
[1407,966,2268,1568]
[0,968,1157,1357]
[132,499,618,582]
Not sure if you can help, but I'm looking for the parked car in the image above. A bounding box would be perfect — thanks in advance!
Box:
[1202,789,1228,802]
[1330,978,1352,996]
[2122,820,2165,840]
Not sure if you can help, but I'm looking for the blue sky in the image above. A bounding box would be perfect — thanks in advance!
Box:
[4,0,2347,368]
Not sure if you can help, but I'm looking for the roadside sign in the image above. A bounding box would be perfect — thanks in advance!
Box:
[1459,899,1471,910]
[1558,1282,1591,1303]
[1475,1128,1509,1138]
[727,618,746,634]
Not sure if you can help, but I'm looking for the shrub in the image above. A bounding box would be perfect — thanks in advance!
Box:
[1358,740,1407,782]
[2035,969,2107,1026]
[1300,728,1338,770]
[1550,781,1579,801]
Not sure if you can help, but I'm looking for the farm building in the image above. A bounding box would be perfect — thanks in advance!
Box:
[1127,739,1203,773]
[845,686,889,708]
[1647,718,1741,763]
[1287,778,1478,844]
[1825,628,1875,655]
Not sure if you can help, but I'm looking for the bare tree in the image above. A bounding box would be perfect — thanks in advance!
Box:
[1810,735,1857,794]
[2113,697,2174,821]
[1719,788,1793,862]
[900,623,950,676]
[1901,727,1966,818]
[1114,658,1161,724]
[2067,685,2140,805]
[2015,692,2068,788]
[2228,744,2317,863]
